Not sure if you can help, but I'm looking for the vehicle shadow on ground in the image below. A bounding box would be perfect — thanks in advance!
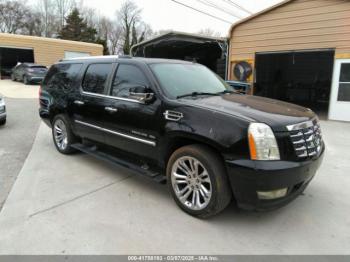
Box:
[75,151,297,225]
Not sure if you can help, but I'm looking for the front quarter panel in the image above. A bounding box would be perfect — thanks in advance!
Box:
[163,103,251,160]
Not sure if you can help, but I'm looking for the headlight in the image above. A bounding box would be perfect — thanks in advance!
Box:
[248,123,280,160]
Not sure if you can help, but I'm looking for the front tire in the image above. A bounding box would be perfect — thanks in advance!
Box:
[167,144,232,218]
[0,119,6,126]
[23,75,29,85]
[52,115,77,154]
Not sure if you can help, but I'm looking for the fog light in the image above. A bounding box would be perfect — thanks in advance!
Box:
[257,188,288,200]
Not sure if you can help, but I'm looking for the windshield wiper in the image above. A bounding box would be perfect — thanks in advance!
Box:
[176,92,221,99]
[218,90,236,94]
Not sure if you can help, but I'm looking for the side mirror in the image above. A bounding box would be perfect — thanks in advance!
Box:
[129,85,155,104]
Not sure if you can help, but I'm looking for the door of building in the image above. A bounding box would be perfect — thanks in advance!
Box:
[329,59,350,121]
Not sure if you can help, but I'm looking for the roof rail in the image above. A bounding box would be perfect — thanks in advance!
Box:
[61,55,133,61]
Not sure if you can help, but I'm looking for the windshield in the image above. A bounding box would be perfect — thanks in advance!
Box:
[150,63,231,99]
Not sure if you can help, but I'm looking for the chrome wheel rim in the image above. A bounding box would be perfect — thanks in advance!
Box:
[171,156,212,211]
[54,119,68,151]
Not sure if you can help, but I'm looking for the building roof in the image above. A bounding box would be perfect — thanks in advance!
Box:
[131,30,227,54]
[228,0,294,37]
[0,33,102,48]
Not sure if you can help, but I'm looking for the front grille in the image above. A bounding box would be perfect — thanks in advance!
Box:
[287,119,323,159]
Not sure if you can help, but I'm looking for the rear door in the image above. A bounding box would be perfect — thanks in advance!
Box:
[71,63,114,143]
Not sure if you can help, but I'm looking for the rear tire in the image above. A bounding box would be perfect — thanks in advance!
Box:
[167,144,232,218]
[52,115,77,154]
[0,119,6,126]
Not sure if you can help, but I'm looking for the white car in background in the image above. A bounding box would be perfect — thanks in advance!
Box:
[0,96,6,125]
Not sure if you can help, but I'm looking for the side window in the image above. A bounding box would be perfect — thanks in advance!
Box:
[44,63,82,91]
[111,64,149,98]
[82,63,112,94]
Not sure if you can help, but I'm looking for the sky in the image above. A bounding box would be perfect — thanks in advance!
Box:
[80,0,284,36]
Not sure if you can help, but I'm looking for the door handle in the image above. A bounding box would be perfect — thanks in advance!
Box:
[105,107,118,113]
[74,100,85,106]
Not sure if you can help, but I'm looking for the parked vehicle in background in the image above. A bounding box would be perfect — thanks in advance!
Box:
[39,56,325,218]
[0,67,13,79]
[0,96,6,125]
[11,63,48,85]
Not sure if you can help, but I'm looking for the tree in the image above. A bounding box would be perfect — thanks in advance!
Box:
[56,0,74,30]
[117,0,141,55]
[0,1,28,33]
[23,11,43,36]
[108,23,123,55]
[59,8,97,43]
[96,38,109,55]
[36,0,58,37]
[197,28,222,37]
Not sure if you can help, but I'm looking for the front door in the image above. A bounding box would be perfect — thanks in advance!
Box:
[329,59,350,121]
[102,63,162,162]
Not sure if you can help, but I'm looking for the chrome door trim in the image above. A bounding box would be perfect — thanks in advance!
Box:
[75,120,156,147]
[82,91,144,104]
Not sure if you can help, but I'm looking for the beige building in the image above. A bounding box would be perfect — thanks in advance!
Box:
[0,33,103,77]
[228,0,350,121]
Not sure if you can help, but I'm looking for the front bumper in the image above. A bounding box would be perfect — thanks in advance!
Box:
[225,149,324,211]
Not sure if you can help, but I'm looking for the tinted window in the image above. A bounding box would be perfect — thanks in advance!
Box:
[340,64,350,82]
[111,64,149,98]
[82,63,112,94]
[338,83,350,102]
[44,63,82,91]
[150,63,230,99]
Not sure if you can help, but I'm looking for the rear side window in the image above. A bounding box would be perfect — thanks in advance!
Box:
[82,63,113,94]
[44,63,82,90]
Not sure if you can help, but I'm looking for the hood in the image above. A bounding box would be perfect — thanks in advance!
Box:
[180,94,316,132]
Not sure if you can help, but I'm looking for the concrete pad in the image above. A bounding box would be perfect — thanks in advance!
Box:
[0,121,349,255]
[0,80,39,99]
[0,98,40,209]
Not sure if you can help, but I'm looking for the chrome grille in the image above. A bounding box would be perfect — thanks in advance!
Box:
[287,119,323,159]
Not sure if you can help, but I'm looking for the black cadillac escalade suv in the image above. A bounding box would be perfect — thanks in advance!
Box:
[39,56,324,218]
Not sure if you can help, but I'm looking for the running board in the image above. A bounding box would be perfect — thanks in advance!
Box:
[71,143,166,184]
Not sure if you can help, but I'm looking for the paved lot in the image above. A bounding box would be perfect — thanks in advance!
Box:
[0,80,41,209]
[0,115,349,254]
[0,79,39,99]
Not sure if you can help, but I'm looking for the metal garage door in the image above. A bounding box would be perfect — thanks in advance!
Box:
[0,47,34,78]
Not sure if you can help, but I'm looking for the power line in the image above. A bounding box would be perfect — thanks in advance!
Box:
[221,0,253,15]
[169,0,233,24]
[194,0,242,19]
